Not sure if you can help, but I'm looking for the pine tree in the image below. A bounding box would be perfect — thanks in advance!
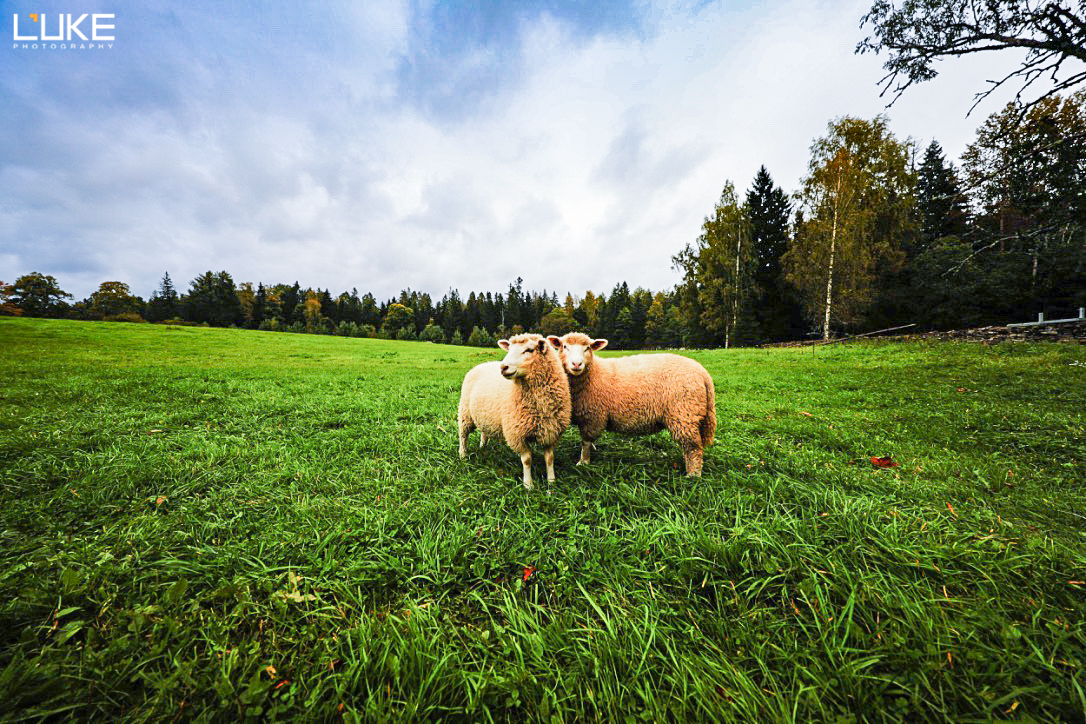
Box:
[465,292,481,339]
[360,293,380,328]
[746,166,803,341]
[318,289,335,324]
[214,272,243,326]
[146,272,180,322]
[916,141,969,250]
[628,288,652,349]
[441,289,463,341]
[506,278,526,330]
[415,293,434,334]
[482,292,498,333]
[254,283,267,327]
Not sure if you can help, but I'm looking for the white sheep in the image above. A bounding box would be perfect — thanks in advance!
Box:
[458,333,572,489]
[550,333,716,476]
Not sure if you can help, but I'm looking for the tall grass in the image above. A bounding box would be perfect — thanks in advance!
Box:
[1,318,1084,720]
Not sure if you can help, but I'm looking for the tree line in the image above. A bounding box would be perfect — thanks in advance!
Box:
[0,268,687,349]
[674,94,1085,344]
[3,94,1084,347]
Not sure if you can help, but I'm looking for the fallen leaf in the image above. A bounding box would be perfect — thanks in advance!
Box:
[946,502,957,517]
[274,680,290,690]
[278,590,317,603]
[1070,581,1085,585]
[523,565,536,581]
[870,456,899,468]
[276,571,318,602]
[798,411,813,417]
[264,665,277,678]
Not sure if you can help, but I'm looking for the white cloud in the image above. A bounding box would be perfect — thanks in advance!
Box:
[1,0,1042,302]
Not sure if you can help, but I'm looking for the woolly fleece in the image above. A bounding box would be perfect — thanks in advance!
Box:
[554,332,716,476]
[457,334,572,489]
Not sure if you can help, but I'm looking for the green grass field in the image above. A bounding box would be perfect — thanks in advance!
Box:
[1,318,1084,721]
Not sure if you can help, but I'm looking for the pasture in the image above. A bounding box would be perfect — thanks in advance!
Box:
[1,317,1084,721]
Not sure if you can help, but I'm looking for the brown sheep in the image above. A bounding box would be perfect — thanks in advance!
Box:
[549,333,716,476]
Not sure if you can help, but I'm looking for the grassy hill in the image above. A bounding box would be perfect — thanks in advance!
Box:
[1,318,1084,720]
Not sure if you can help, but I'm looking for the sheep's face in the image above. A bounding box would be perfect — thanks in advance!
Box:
[554,333,607,377]
[497,335,548,379]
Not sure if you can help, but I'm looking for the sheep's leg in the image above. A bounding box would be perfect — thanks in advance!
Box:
[458,418,473,459]
[479,431,488,448]
[680,442,704,477]
[577,418,604,465]
[519,450,534,490]
[669,410,705,476]
[577,441,594,465]
[543,446,556,482]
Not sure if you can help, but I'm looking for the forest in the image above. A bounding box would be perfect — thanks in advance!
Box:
[4,94,1085,348]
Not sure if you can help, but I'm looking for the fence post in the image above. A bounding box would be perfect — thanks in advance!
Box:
[1038,312,1044,323]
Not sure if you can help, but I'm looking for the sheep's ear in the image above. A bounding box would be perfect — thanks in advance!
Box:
[497,339,510,351]
[536,338,547,353]
[591,338,609,351]
[546,335,561,349]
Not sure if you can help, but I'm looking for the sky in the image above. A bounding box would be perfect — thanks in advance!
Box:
[1,0,1028,303]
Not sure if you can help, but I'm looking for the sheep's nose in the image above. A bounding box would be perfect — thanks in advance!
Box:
[500,364,510,375]
[570,362,582,370]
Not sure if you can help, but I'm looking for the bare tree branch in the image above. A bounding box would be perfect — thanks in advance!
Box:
[858,1,1086,114]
